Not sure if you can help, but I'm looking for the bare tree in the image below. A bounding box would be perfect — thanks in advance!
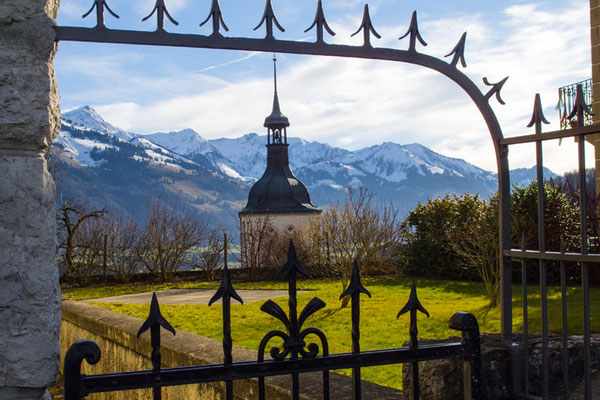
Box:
[71,214,106,284]
[240,216,274,279]
[308,187,404,307]
[57,200,106,280]
[194,226,226,281]
[104,215,142,282]
[136,195,208,281]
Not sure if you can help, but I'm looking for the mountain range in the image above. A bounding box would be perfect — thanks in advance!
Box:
[53,106,554,229]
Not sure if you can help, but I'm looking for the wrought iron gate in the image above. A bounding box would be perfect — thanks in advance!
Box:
[55,1,598,399]
[64,241,482,399]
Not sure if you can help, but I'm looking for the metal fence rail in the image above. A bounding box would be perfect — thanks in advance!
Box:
[63,241,482,400]
[501,85,600,400]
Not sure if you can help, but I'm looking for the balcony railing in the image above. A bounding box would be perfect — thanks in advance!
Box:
[558,78,593,129]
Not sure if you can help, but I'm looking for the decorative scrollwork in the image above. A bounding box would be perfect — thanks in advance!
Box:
[258,240,327,362]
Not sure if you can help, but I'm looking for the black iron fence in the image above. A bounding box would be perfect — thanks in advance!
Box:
[500,86,600,399]
[63,241,481,400]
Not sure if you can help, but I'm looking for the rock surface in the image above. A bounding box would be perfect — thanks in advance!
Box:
[402,333,600,399]
[0,0,61,398]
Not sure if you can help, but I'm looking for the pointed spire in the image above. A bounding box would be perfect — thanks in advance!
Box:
[304,0,336,43]
[264,55,290,129]
[351,4,381,48]
[527,93,550,131]
[566,83,594,126]
[275,240,308,279]
[445,32,467,68]
[137,292,176,337]
[254,0,285,39]
[340,260,371,299]
[209,263,243,306]
[399,11,427,52]
[82,0,120,28]
[483,76,509,105]
[142,0,179,31]
[200,0,229,36]
[397,281,430,318]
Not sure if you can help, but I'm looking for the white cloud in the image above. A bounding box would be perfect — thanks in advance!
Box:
[58,1,593,174]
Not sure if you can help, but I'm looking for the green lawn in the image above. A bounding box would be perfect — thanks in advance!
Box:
[65,278,600,390]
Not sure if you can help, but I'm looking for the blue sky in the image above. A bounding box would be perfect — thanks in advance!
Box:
[55,0,592,174]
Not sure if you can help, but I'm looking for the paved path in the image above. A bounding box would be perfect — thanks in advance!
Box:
[84,288,305,305]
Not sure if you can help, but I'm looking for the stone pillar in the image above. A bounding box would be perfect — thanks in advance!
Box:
[0,1,61,399]
[591,0,600,193]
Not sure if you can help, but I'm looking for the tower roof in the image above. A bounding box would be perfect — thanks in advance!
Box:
[263,55,290,128]
[241,56,319,215]
[264,92,290,128]
[240,144,320,214]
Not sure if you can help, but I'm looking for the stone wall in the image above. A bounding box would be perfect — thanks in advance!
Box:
[402,333,600,400]
[61,301,402,399]
[0,1,61,399]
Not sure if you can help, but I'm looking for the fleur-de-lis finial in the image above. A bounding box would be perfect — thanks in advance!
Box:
[527,93,550,132]
[200,0,229,36]
[82,0,120,28]
[142,0,179,32]
[566,83,594,127]
[483,76,509,105]
[304,0,336,43]
[351,4,381,47]
[445,32,467,68]
[254,0,285,40]
[399,11,427,52]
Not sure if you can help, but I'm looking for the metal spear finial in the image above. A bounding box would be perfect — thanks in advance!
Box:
[82,0,120,28]
[199,0,229,36]
[483,76,509,105]
[351,4,381,48]
[445,32,467,68]
[254,0,285,40]
[304,0,336,43]
[527,93,550,132]
[399,11,427,52]
[142,0,179,32]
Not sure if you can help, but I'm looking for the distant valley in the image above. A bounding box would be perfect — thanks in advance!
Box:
[53,106,555,230]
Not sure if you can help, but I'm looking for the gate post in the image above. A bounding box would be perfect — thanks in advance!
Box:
[0,1,61,399]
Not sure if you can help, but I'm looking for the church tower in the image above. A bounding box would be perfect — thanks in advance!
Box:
[239,57,321,267]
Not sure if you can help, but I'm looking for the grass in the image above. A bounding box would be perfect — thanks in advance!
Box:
[66,278,600,390]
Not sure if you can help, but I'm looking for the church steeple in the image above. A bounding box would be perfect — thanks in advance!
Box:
[264,55,289,144]
[239,56,320,215]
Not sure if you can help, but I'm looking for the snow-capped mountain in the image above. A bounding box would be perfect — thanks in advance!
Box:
[143,129,247,181]
[52,106,555,228]
[62,106,135,142]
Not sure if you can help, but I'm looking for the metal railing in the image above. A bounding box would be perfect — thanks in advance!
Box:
[558,79,593,130]
[499,86,600,399]
[63,241,482,399]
